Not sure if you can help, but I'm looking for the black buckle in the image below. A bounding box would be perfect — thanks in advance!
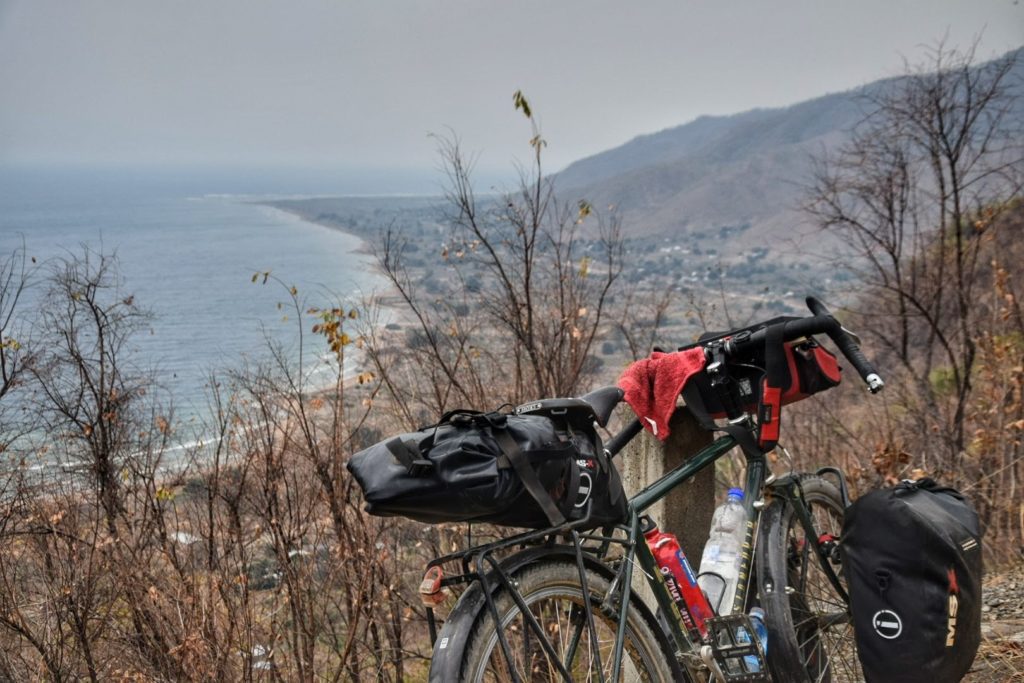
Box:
[449,413,474,427]
[406,458,433,477]
[385,437,435,477]
[485,412,508,428]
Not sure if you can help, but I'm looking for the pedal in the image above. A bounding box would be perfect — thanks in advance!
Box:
[702,614,770,682]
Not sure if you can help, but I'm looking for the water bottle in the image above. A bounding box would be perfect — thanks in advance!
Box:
[737,606,768,672]
[644,524,713,643]
[697,487,747,614]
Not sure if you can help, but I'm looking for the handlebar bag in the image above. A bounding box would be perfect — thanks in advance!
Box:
[347,408,627,529]
[681,325,841,452]
[841,478,982,683]
[685,338,841,419]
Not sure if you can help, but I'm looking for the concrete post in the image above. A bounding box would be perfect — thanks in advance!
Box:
[620,407,715,609]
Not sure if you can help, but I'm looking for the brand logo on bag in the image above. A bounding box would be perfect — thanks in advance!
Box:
[515,403,542,414]
[872,610,903,639]
[946,568,959,647]
[960,538,978,552]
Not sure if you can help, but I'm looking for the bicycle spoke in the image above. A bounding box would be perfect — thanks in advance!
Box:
[476,583,665,682]
[766,478,863,683]
[520,614,531,678]
[809,622,858,683]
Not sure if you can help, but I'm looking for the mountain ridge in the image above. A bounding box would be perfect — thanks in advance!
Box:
[552,49,1022,251]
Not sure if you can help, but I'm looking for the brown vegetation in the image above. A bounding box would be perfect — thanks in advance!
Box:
[0,43,1020,681]
[793,41,1023,566]
[0,92,651,679]
[0,251,436,680]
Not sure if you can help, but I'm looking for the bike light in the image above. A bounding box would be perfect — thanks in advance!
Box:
[419,566,447,607]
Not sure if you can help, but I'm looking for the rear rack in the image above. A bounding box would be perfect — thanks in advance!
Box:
[422,501,624,648]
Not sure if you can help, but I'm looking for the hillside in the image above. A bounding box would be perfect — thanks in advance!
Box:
[553,89,871,251]
[554,48,1023,256]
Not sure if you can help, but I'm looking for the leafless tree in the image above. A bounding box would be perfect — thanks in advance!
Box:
[0,253,425,680]
[0,243,38,449]
[807,41,1022,466]
[369,93,637,424]
[30,249,155,532]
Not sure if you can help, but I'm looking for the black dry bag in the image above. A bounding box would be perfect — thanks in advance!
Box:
[841,478,982,683]
[347,402,627,530]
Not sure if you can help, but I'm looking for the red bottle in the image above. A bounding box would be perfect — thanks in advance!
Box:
[645,525,713,643]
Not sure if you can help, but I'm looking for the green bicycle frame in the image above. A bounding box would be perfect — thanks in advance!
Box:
[607,432,769,681]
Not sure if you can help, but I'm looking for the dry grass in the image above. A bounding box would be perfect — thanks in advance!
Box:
[968,628,1024,682]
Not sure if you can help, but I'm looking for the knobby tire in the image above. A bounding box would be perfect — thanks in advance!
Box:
[759,475,862,683]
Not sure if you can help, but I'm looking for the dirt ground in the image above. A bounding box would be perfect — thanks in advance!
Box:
[966,561,1024,681]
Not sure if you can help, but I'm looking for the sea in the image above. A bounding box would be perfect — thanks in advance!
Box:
[0,165,430,432]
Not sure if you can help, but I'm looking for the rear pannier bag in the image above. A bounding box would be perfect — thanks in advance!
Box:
[347,406,627,530]
[841,478,983,683]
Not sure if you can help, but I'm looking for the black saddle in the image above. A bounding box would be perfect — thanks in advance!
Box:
[513,385,624,430]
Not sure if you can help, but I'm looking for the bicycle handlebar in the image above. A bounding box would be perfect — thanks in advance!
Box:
[723,296,884,393]
[806,296,884,393]
[606,295,883,459]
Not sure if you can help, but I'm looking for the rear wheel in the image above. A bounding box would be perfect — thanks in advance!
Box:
[759,476,862,682]
[454,560,682,682]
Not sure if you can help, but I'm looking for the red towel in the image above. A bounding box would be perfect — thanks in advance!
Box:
[617,348,707,440]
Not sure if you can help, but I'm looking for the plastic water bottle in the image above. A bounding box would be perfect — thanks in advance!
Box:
[737,606,768,672]
[697,487,747,614]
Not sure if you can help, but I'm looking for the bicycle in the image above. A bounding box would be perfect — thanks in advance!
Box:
[419,296,884,682]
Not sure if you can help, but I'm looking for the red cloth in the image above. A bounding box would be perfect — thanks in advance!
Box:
[617,348,707,440]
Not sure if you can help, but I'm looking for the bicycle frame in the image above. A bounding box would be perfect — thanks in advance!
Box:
[609,431,769,680]
[425,426,855,682]
[421,297,881,681]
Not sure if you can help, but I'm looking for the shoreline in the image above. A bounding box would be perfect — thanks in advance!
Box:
[255,194,445,317]
[253,193,445,236]
[253,195,431,376]
[256,201,379,257]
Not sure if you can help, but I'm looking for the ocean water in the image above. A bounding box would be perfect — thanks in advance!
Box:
[0,166,396,425]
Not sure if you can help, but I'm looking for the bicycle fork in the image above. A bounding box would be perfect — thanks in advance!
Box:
[767,471,849,603]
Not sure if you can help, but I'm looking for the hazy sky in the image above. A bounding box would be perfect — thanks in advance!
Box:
[1,0,1021,173]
